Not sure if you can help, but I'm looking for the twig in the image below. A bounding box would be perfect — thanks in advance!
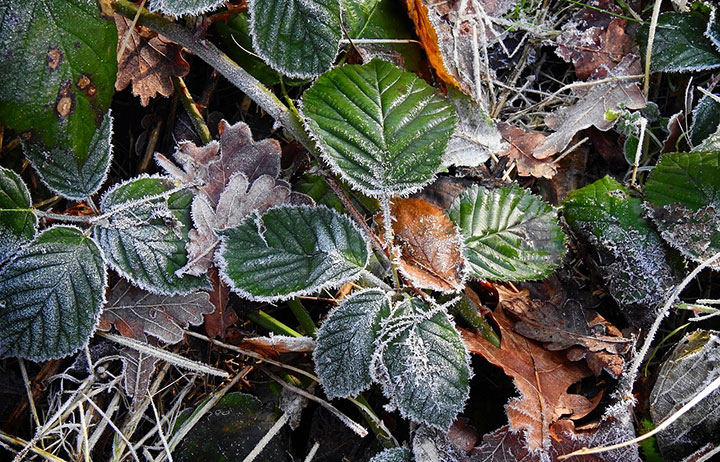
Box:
[643,0,663,97]
[173,76,212,144]
[241,412,290,462]
[18,359,41,428]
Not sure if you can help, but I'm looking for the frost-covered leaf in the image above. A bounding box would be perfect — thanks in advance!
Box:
[386,198,466,292]
[0,0,116,200]
[637,11,720,73]
[344,0,381,37]
[371,297,471,431]
[563,177,678,326]
[241,335,315,357]
[0,167,36,262]
[462,307,597,451]
[314,289,390,399]
[535,56,645,158]
[98,279,213,344]
[690,93,720,147]
[650,330,720,461]
[497,123,557,179]
[302,59,456,198]
[217,205,369,302]
[93,175,209,295]
[369,447,411,462]
[707,6,720,52]
[443,89,505,168]
[114,14,190,106]
[0,226,107,361]
[157,119,282,206]
[412,424,474,462]
[147,0,225,16]
[120,348,159,409]
[644,152,720,266]
[447,184,566,281]
[249,0,341,78]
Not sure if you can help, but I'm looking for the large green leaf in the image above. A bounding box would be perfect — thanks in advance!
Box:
[637,11,720,73]
[0,226,106,361]
[447,184,566,281]
[371,297,471,431]
[217,205,369,302]
[0,167,37,262]
[249,0,341,78]
[314,289,390,399]
[148,0,225,16]
[302,59,457,197]
[563,177,677,322]
[0,0,116,199]
[93,175,209,295]
[644,152,720,265]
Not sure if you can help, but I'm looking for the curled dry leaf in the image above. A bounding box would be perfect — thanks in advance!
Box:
[240,335,316,358]
[386,197,466,292]
[497,123,557,179]
[203,267,237,339]
[496,285,631,377]
[98,279,214,344]
[114,14,189,106]
[462,307,598,451]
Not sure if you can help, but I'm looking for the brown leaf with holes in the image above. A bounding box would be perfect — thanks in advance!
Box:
[498,123,558,179]
[387,198,466,292]
[462,307,598,451]
[497,286,631,378]
[114,14,189,106]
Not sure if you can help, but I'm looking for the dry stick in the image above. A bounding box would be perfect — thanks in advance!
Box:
[0,430,69,462]
[241,411,290,462]
[18,359,41,428]
[643,0,664,97]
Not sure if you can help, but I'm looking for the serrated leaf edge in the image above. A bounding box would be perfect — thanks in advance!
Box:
[0,166,38,262]
[148,0,226,17]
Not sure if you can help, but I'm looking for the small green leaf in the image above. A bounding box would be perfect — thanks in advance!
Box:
[0,167,37,262]
[447,184,566,281]
[0,0,117,199]
[302,59,456,198]
[637,11,720,73]
[0,226,107,361]
[217,205,370,302]
[249,0,341,78]
[563,177,677,317]
[148,0,225,16]
[344,0,381,38]
[644,152,720,265]
[690,94,720,147]
[369,447,412,462]
[314,289,390,399]
[93,175,209,295]
[371,297,471,431]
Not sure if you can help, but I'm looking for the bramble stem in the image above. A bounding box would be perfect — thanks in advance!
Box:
[247,310,303,337]
[173,76,212,144]
[287,299,317,337]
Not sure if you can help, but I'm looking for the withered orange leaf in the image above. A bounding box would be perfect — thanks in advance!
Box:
[498,123,558,179]
[114,14,190,106]
[389,197,466,292]
[462,307,598,451]
[203,267,237,339]
[497,285,630,378]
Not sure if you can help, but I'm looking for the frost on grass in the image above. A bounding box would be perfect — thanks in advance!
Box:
[216,205,369,302]
[0,166,37,262]
[98,279,213,344]
[0,226,107,361]
[370,297,472,431]
[249,0,341,79]
[147,0,225,17]
[301,58,456,198]
[650,330,720,461]
[447,184,566,281]
[314,289,390,399]
[93,175,209,296]
[369,447,411,462]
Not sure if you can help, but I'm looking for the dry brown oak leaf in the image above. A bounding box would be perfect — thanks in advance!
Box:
[497,123,557,179]
[496,285,631,378]
[462,307,599,451]
[384,197,466,292]
[114,14,189,106]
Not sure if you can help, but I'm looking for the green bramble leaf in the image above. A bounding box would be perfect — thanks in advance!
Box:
[93,175,209,295]
[302,59,456,198]
[0,167,37,262]
[147,0,225,16]
[217,205,369,302]
[447,184,566,281]
[369,448,412,462]
[0,226,106,361]
[249,0,341,78]
[0,0,116,199]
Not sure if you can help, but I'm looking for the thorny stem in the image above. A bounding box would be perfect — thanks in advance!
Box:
[173,76,212,144]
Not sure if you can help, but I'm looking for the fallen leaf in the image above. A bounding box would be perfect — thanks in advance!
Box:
[534,55,646,158]
[387,197,466,292]
[497,285,631,378]
[121,348,159,411]
[114,14,189,106]
[497,123,558,178]
[203,267,237,339]
[462,307,597,451]
[98,279,214,344]
[240,335,316,358]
